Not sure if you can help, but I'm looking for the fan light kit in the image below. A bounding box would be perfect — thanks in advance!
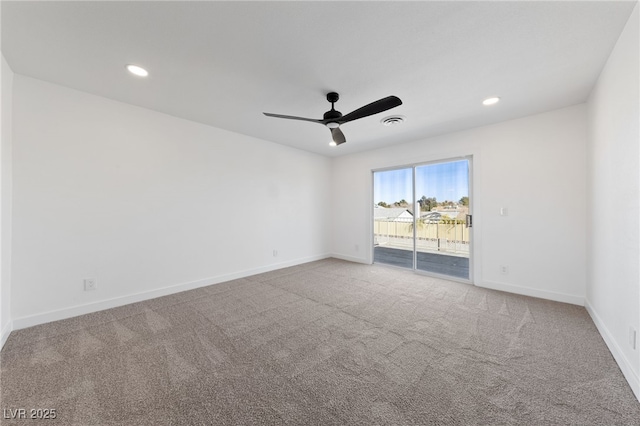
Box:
[126,64,148,77]
[482,97,500,106]
[264,92,402,146]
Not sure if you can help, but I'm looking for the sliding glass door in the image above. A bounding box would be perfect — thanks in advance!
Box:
[373,167,414,269]
[414,160,470,279]
[373,158,471,281]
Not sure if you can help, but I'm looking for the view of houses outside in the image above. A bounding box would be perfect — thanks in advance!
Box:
[373,201,470,255]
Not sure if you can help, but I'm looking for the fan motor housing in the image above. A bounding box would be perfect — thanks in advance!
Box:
[324,92,342,121]
[323,109,342,120]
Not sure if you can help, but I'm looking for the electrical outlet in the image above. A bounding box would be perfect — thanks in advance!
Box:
[84,278,97,291]
[500,265,509,275]
[355,244,359,252]
[273,249,278,257]
[500,207,508,216]
[630,327,637,350]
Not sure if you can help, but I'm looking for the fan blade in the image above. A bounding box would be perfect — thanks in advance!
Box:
[338,96,402,124]
[331,127,346,145]
[263,112,322,124]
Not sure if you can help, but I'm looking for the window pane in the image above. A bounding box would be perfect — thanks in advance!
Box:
[414,160,470,279]
[373,168,414,269]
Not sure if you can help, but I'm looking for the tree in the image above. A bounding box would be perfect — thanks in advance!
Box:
[377,201,390,208]
[393,199,409,207]
[408,217,427,232]
[418,196,437,211]
[418,195,428,210]
[459,196,469,206]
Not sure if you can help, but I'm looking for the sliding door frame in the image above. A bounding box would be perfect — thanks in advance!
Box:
[372,155,474,285]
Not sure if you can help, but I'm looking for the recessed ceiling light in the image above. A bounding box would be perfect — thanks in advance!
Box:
[482,97,500,106]
[126,64,148,77]
[329,141,337,147]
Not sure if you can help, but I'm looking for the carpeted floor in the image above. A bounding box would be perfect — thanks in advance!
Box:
[1,258,639,425]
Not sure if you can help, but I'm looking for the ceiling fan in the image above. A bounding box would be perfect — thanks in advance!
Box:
[263,92,402,146]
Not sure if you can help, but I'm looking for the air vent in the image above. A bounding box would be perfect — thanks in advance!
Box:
[381,115,406,126]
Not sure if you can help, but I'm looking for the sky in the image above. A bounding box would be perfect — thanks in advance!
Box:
[373,160,469,205]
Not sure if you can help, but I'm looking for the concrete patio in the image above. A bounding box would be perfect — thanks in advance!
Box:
[373,246,469,279]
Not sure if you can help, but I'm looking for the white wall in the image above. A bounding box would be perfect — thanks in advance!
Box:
[10,75,331,327]
[586,3,639,400]
[331,104,587,306]
[1,54,14,348]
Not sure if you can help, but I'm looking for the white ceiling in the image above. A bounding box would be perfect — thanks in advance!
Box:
[1,1,636,157]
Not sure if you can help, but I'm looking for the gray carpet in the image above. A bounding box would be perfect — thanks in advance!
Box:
[1,258,639,425]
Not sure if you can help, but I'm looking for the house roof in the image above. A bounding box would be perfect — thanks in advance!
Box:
[374,208,413,220]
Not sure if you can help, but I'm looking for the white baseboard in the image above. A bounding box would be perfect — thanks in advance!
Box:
[478,280,585,306]
[330,253,369,264]
[11,253,332,331]
[585,298,640,402]
[1,320,13,351]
